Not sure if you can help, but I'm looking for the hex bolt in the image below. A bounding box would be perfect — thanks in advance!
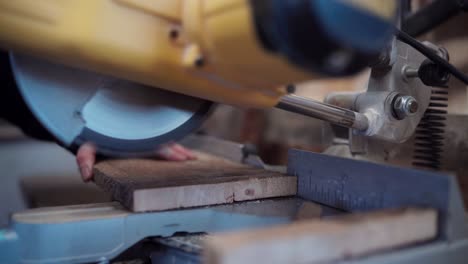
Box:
[393,95,419,120]
[406,99,419,114]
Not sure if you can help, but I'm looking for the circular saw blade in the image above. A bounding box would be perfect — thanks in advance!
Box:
[10,53,213,157]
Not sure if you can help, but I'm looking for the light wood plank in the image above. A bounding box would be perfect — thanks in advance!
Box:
[204,208,437,264]
[94,151,296,212]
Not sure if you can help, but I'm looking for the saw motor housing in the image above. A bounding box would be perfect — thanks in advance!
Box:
[0,0,397,155]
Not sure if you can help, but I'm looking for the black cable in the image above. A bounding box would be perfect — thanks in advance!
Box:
[395,28,468,85]
[402,0,462,37]
[399,0,412,20]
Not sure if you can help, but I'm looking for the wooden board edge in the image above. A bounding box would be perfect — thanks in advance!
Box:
[132,175,297,212]
[93,165,134,209]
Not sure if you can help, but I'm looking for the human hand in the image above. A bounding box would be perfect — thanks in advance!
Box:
[76,142,196,182]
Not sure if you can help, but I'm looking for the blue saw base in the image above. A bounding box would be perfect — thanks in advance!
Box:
[1,198,333,264]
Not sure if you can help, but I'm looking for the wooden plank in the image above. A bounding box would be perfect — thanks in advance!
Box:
[93,152,296,212]
[204,208,437,264]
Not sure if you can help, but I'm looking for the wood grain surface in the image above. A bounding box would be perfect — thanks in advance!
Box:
[204,208,437,264]
[94,152,296,212]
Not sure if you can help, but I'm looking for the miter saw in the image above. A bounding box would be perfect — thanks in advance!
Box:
[0,0,402,156]
[1,0,467,166]
[2,1,468,263]
[1,0,467,164]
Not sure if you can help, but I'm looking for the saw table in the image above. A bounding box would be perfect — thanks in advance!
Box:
[0,135,467,264]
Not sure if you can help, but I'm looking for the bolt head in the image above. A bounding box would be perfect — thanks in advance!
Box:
[406,99,419,114]
[393,95,419,119]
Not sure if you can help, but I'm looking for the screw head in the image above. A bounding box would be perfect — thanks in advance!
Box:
[286,84,296,94]
[406,98,419,114]
[393,95,419,119]
[194,57,205,67]
[169,28,179,39]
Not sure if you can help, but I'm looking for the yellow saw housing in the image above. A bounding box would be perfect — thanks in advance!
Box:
[0,0,318,108]
[0,0,396,108]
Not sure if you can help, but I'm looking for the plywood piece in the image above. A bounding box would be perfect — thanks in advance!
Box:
[204,208,437,264]
[94,152,296,212]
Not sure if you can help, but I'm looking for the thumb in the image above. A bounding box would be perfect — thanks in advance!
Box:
[76,143,96,182]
